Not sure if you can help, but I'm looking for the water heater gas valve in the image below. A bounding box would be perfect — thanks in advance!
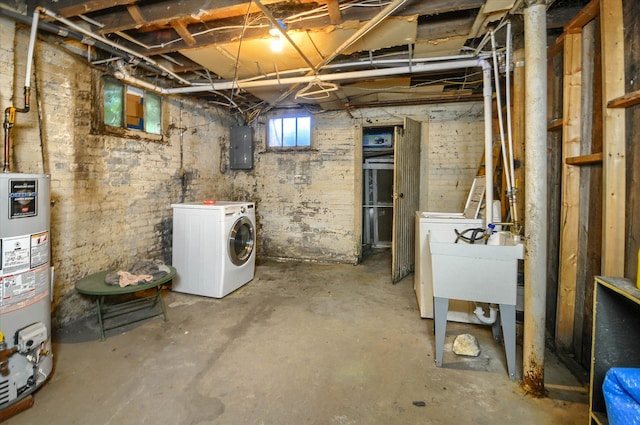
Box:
[15,322,48,353]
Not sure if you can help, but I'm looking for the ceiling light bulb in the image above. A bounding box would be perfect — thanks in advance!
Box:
[270,37,283,53]
[269,27,280,37]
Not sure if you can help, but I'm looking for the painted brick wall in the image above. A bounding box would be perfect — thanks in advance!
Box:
[354,104,485,213]
[247,112,358,263]
[425,106,486,212]
[1,17,235,325]
[1,16,487,324]
[234,105,485,264]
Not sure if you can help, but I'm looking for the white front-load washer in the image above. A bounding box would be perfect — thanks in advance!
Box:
[171,201,256,298]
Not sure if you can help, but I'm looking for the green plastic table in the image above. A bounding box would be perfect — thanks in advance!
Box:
[75,266,176,340]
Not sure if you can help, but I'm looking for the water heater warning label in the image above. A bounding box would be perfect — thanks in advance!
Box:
[1,232,50,277]
[31,232,49,268]
[1,235,30,276]
[0,265,50,314]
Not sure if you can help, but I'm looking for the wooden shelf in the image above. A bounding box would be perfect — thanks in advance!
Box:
[547,118,563,131]
[607,89,640,109]
[566,152,603,165]
[589,277,640,425]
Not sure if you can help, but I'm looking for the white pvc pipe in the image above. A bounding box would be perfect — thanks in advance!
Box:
[225,54,491,85]
[113,56,495,227]
[481,61,493,225]
[505,21,516,192]
[163,59,489,93]
[114,70,167,93]
[474,305,498,325]
[24,10,40,88]
[490,30,512,199]
[505,21,519,230]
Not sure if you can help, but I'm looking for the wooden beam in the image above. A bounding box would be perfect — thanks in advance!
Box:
[564,0,599,33]
[47,0,136,18]
[607,89,640,109]
[624,0,640,281]
[547,6,585,30]
[600,0,626,276]
[94,0,281,34]
[172,21,197,46]
[126,4,145,26]
[556,31,582,351]
[344,93,484,109]
[90,0,483,51]
[326,0,342,25]
[546,44,563,344]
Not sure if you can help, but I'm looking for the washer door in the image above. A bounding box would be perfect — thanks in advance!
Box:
[228,216,255,266]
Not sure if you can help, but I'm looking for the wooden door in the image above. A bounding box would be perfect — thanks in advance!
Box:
[391,117,421,282]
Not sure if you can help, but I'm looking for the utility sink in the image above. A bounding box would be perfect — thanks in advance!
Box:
[429,240,524,305]
[429,238,525,380]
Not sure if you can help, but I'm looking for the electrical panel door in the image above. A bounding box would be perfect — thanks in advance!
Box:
[230,126,253,170]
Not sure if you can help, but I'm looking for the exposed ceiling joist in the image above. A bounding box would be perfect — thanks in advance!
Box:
[326,0,342,24]
[172,20,196,46]
[19,0,591,119]
[54,0,135,17]
[125,3,144,26]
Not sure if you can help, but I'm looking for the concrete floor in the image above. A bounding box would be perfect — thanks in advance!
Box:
[6,250,588,425]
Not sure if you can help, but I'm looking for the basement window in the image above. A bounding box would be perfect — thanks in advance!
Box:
[267,115,311,149]
[102,79,162,135]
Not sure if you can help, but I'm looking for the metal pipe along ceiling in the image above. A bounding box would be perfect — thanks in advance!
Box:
[6,1,410,111]
[35,6,190,85]
[115,57,496,225]
[0,5,161,77]
[166,59,488,93]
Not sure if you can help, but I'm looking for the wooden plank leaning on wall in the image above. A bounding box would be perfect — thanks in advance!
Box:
[556,30,582,351]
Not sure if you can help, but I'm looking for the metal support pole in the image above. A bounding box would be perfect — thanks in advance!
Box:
[522,0,548,397]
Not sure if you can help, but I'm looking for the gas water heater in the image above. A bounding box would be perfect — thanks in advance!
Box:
[0,173,53,410]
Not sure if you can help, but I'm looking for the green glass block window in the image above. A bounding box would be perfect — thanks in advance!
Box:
[144,92,161,134]
[103,80,123,127]
[103,79,162,135]
[268,116,311,148]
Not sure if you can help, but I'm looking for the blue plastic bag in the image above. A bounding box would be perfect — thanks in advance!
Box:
[603,368,640,425]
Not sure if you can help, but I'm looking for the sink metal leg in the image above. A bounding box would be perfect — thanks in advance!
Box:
[499,304,516,380]
[434,297,449,367]
[491,309,502,343]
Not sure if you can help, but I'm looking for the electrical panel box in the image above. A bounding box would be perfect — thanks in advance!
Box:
[230,126,253,170]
